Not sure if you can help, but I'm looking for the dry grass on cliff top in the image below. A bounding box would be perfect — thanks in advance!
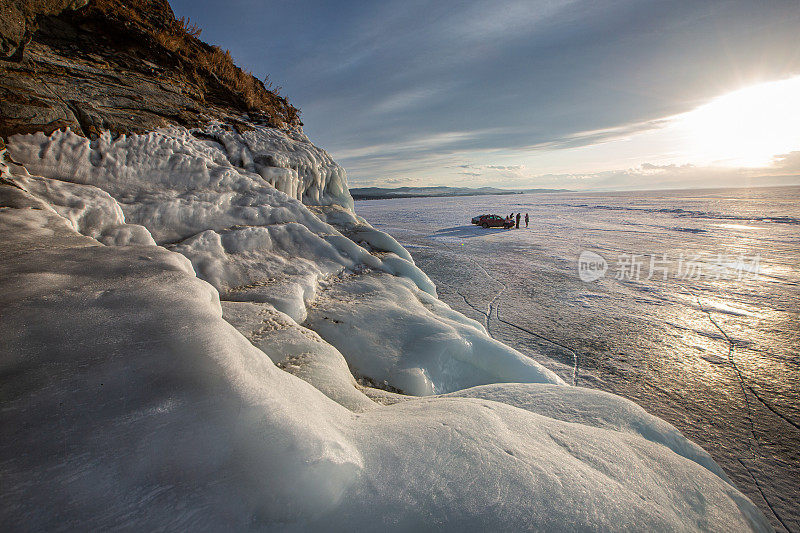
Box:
[87,0,300,126]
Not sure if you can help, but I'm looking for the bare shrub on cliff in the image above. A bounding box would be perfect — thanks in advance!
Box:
[176,16,201,38]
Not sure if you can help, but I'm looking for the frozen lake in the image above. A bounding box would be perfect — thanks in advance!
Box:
[356,185,800,532]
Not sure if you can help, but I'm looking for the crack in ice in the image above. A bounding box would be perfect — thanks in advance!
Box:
[678,284,799,429]
[737,457,791,533]
[677,283,791,531]
[495,302,580,386]
[439,240,580,386]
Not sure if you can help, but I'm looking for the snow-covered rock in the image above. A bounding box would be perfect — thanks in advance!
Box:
[0,129,771,530]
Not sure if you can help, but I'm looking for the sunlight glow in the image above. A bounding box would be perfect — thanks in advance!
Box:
[673,76,800,167]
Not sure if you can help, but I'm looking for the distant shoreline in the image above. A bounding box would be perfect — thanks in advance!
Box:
[352,183,800,200]
[351,186,572,200]
[353,191,521,200]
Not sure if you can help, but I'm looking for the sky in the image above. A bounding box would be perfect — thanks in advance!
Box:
[169,0,800,190]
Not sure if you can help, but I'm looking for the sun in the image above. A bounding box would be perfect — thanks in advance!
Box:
[673,76,800,167]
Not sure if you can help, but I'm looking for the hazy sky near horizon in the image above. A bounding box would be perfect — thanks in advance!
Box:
[169,0,800,190]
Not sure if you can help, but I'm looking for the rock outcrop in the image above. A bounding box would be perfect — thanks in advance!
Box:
[0,0,299,139]
[0,0,88,59]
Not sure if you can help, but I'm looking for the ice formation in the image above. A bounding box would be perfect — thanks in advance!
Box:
[0,126,771,530]
[5,124,532,389]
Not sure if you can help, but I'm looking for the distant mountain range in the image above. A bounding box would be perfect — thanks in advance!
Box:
[350,186,571,200]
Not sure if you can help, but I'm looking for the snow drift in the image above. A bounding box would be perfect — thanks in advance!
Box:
[0,125,770,531]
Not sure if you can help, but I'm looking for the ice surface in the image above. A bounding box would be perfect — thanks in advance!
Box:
[0,136,772,530]
[8,125,349,243]
[8,126,436,316]
[12,173,156,246]
[168,220,435,322]
[7,126,441,371]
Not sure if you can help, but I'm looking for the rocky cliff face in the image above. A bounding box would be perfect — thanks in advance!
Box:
[0,0,299,139]
[0,0,88,58]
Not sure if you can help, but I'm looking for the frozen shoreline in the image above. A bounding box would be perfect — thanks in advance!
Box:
[0,125,772,530]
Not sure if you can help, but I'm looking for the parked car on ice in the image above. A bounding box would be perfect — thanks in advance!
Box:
[471,214,513,228]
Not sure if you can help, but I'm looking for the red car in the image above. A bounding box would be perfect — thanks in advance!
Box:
[471,214,513,228]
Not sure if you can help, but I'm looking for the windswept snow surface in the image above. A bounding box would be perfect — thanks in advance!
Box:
[0,131,771,530]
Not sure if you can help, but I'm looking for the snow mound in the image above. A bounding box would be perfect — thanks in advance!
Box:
[307,272,563,395]
[444,383,730,482]
[209,123,352,207]
[221,300,378,412]
[0,183,769,531]
[170,222,435,322]
[3,159,155,246]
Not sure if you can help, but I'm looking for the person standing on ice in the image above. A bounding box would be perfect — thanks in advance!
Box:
[515,213,521,229]
[525,213,529,228]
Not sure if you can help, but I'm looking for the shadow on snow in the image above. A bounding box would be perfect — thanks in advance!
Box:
[433,225,515,239]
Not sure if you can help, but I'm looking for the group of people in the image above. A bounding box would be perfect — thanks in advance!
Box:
[506,212,529,229]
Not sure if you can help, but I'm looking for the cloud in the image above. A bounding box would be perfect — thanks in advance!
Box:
[487,160,800,191]
[349,175,424,187]
[360,156,800,191]
[371,86,448,114]
[518,120,671,153]
[453,164,528,179]
[639,163,693,170]
[332,116,670,181]
[456,164,526,171]
[332,129,502,162]
[772,151,800,171]
[485,165,524,170]
[383,177,419,184]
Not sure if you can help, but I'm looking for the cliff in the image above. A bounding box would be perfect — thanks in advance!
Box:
[0,0,298,138]
[0,1,771,531]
